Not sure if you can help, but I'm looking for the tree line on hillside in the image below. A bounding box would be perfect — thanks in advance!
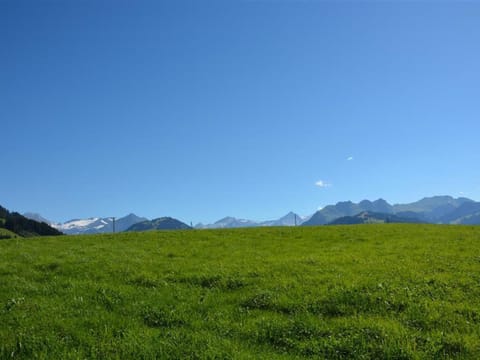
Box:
[0,205,62,237]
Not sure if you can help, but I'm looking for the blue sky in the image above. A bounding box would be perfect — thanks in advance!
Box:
[2,0,479,224]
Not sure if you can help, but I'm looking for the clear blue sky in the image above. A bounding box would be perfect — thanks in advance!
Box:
[2,0,479,224]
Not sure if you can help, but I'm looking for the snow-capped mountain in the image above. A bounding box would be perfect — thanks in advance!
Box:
[259,212,304,227]
[195,212,306,229]
[53,213,147,235]
[196,216,258,229]
[54,218,105,234]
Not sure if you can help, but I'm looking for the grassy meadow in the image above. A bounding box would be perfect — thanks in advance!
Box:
[1,224,480,359]
[0,228,18,240]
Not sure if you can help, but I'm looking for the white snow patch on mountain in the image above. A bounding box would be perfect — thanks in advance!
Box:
[55,218,100,230]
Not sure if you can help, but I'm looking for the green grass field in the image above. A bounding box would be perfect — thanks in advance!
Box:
[0,228,18,240]
[1,224,480,359]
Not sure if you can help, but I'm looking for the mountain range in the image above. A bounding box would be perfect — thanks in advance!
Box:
[48,214,148,235]
[23,213,192,235]
[18,195,480,236]
[195,211,305,229]
[302,196,478,226]
[191,196,480,228]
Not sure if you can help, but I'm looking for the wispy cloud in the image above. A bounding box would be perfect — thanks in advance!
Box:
[315,180,331,188]
[347,156,354,161]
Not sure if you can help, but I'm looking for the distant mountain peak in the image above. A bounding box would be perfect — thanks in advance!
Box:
[127,217,191,231]
[53,214,148,235]
[23,212,52,225]
[2,206,62,237]
[303,195,478,226]
[216,216,236,223]
[196,211,304,229]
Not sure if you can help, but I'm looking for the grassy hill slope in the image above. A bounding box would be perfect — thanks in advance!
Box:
[328,211,425,225]
[0,228,18,240]
[1,225,480,359]
[0,205,63,237]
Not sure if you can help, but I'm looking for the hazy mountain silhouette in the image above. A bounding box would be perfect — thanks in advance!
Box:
[196,212,305,229]
[303,196,479,226]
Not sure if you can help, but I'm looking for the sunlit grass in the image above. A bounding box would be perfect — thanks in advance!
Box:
[0,228,17,239]
[1,224,479,359]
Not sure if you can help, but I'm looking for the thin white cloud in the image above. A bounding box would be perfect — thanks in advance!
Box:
[315,180,331,188]
[347,156,354,161]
